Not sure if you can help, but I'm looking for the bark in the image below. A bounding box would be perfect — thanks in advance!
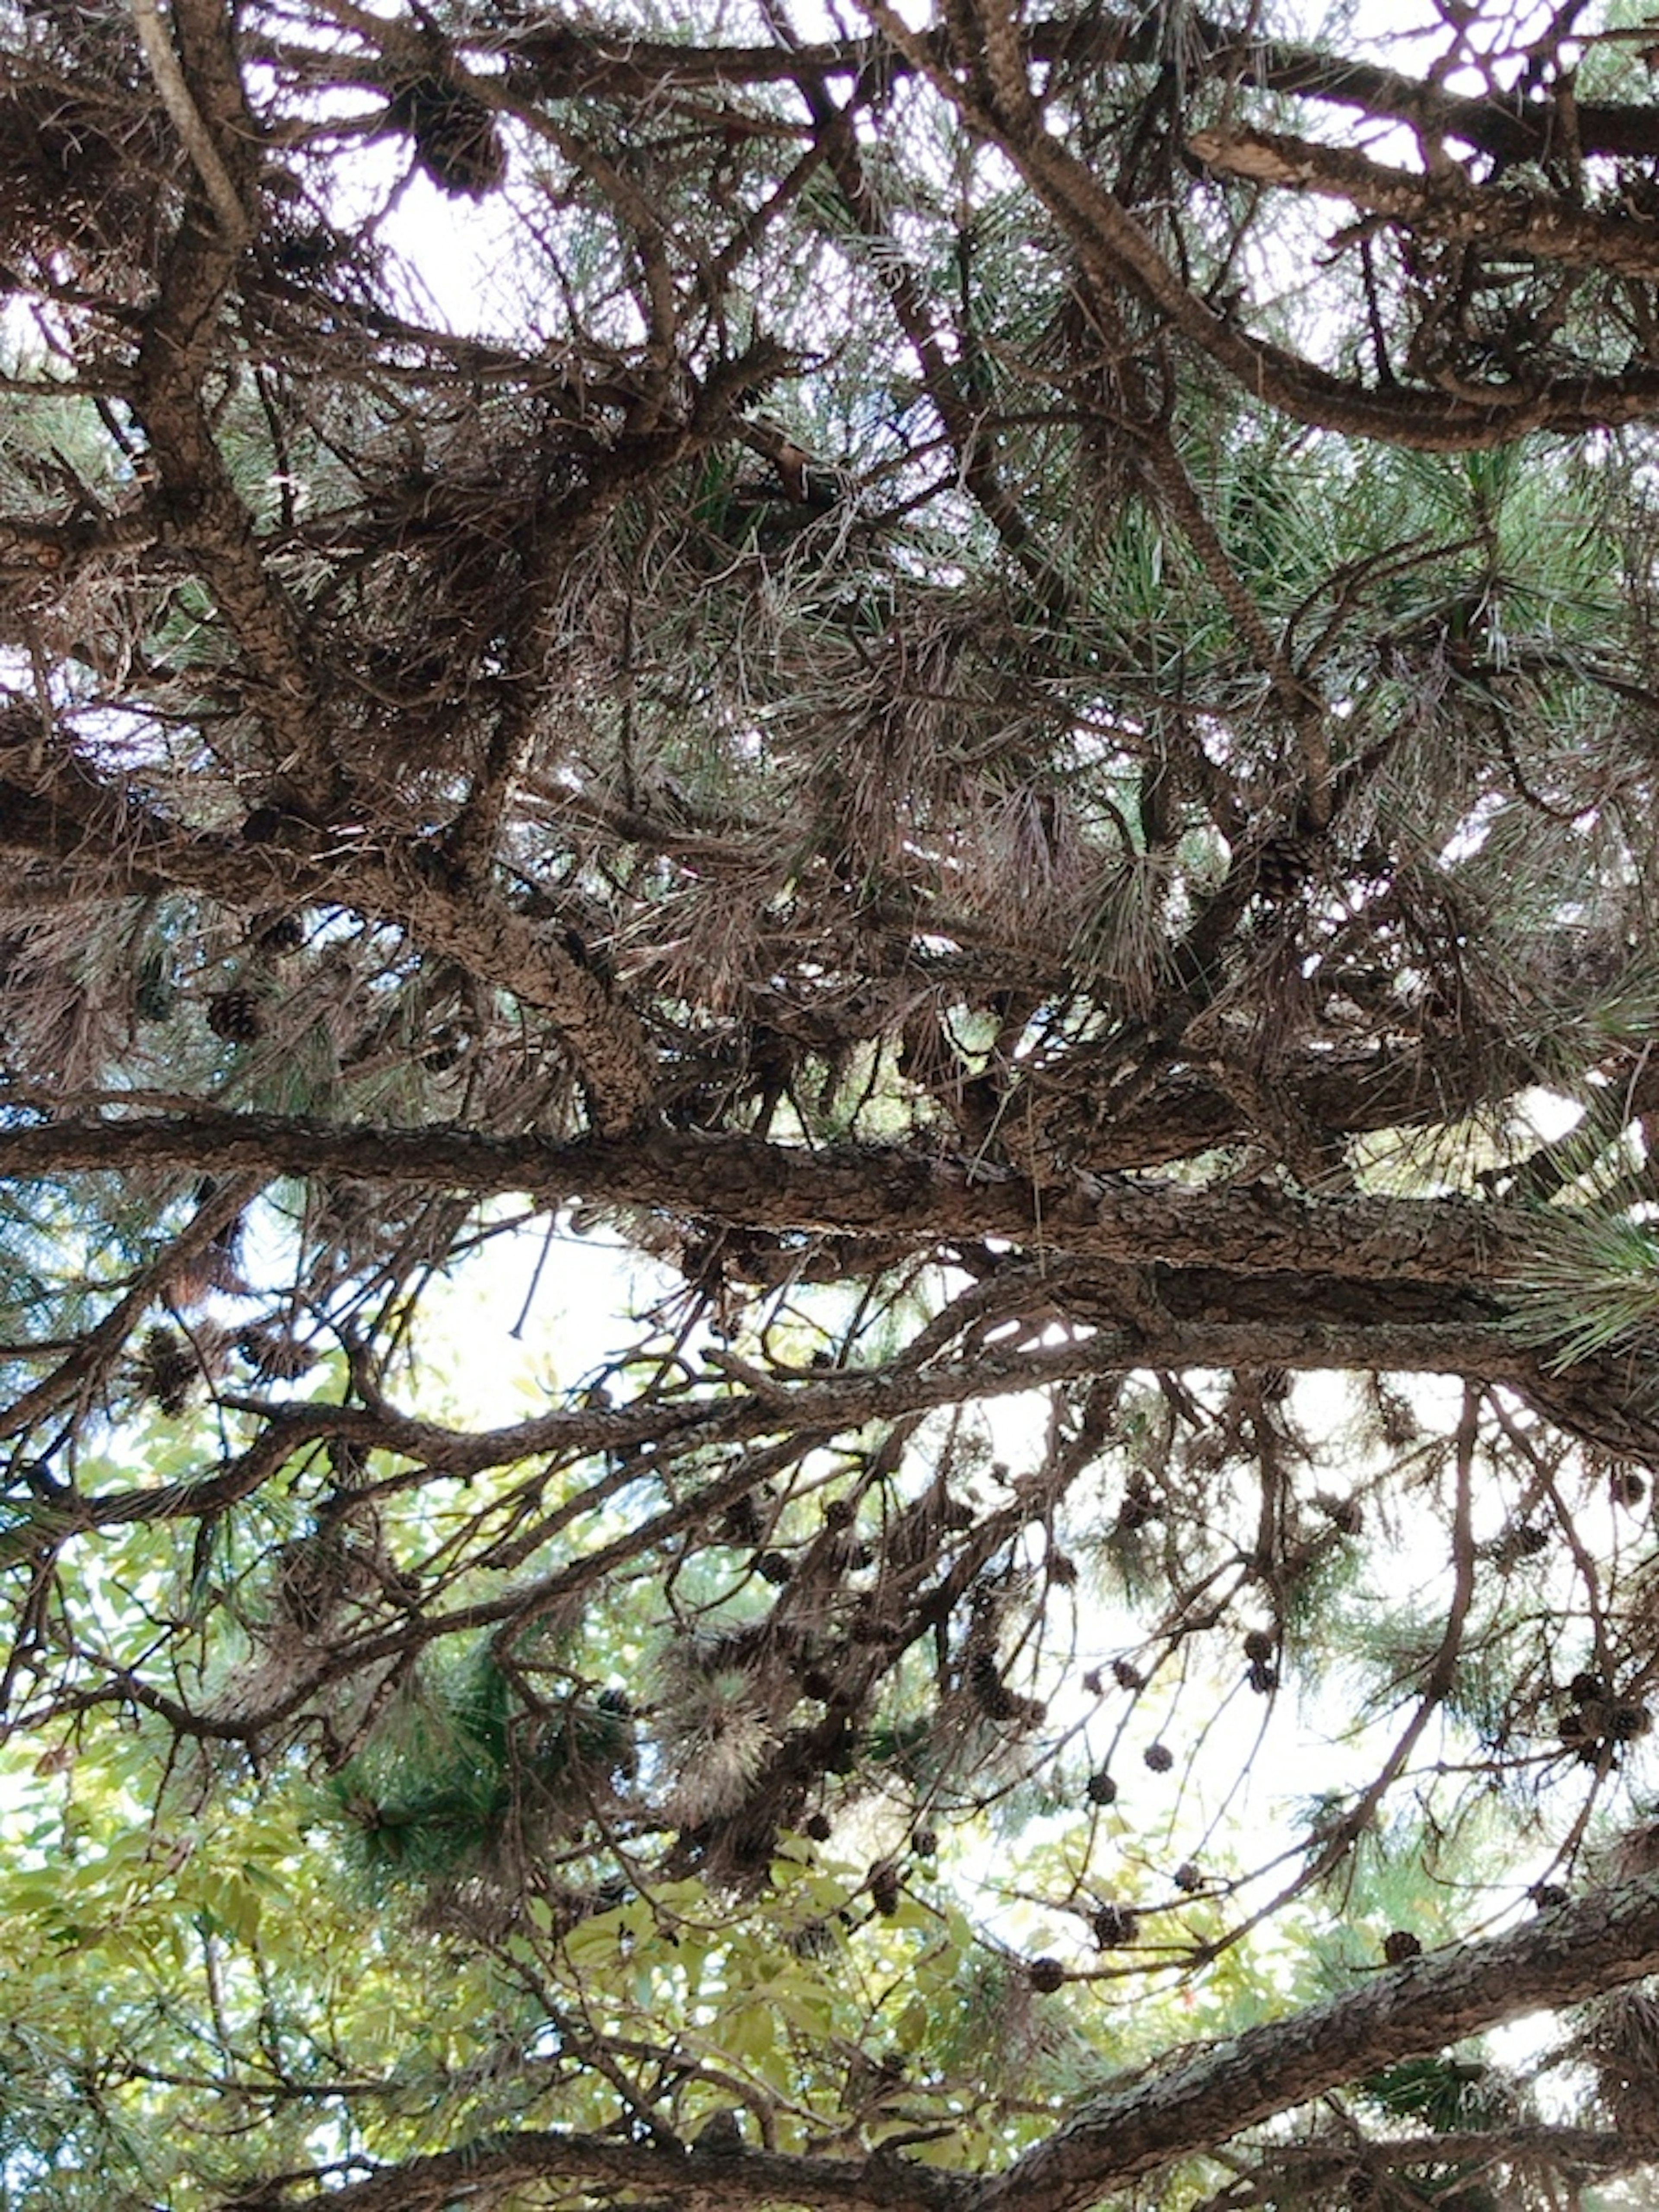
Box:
[222,2129,973,2212]
[0,1109,1535,1283]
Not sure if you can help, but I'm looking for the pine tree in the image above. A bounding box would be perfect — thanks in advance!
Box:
[8,0,1659,2206]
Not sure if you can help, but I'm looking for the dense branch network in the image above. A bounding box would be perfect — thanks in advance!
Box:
[7,0,1659,2206]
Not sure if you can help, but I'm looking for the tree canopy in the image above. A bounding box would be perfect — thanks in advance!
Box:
[12,0,1659,2205]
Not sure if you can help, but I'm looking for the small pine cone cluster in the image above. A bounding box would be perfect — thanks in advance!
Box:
[1243,1628,1278,1694]
[237,1325,315,1381]
[388,71,506,197]
[1491,1521,1550,1568]
[252,911,305,953]
[328,1435,369,1487]
[1143,1742,1174,1773]
[966,1647,1043,1726]
[1090,1901,1137,1948]
[1028,1957,1067,1993]
[868,1861,902,1916]
[1319,1492,1364,1535]
[968,1644,1014,1718]
[1112,1658,1144,1691]
[1173,1861,1203,1893]
[1381,1929,1422,1964]
[137,1325,196,1416]
[273,1531,355,1636]
[720,1493,764,1547]
[1116,1479,1156,1533]
[1085,1768,1118,1806]
[849,1599,896,1646]
[206,988,264,1043]
[1558,1676,1651,1760]
[1252,834,1314,903]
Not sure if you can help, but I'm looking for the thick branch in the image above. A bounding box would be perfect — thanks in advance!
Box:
[0,771,655,1133]
[978,1872,1659,2212]
[492,11,1659,169]
[223,2129,971,2212]
[0,1109,1516,1283]
[1190,125,1659,279]
[858,4,1659,449]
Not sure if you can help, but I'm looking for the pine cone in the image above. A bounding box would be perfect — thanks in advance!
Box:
[1091,1901,1137,1948]
[206,988,264,1043]
[691,2110,744,2157]
[388,73,506,197]
[1253,834,1314,902]
[237,1325,315,1381]
[137,1325,196,1415]
[252,912,305,953]
[868,1861,901,1915]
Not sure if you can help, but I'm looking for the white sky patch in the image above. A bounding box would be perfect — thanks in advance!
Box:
[1520,1088,1587,1144]
[411,1211,680,1427]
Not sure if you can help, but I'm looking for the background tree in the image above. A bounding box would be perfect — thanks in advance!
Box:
[10,0,1659,2205]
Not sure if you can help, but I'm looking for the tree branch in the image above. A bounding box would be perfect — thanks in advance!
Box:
[978,1872,1659,2212]
[1189,124,1659,280]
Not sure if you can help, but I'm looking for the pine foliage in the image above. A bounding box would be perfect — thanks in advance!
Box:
[10,0,1659,2207]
